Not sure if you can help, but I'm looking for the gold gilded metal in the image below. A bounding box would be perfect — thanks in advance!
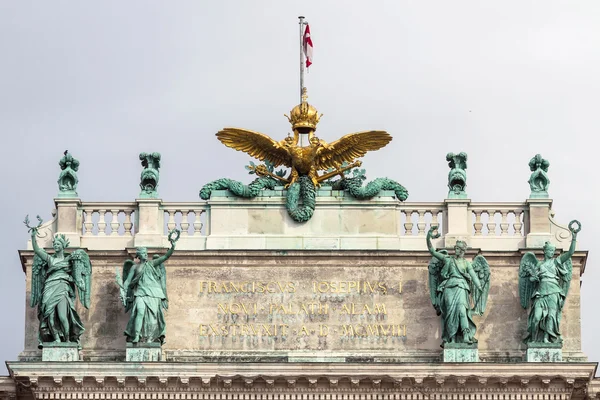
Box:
[216,88,392,187]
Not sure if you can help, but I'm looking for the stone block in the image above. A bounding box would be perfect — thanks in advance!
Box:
[443,343,479,362]
[42,342,79,361]
[126,342,162,362]
[526,343,562,362]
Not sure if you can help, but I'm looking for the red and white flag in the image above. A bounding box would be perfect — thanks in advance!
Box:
[303,24,313,68]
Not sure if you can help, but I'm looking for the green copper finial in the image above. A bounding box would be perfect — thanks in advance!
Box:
[139,152,161,198]
[57,150,80,198]
[446,152,467,199]
[528,154,550,199]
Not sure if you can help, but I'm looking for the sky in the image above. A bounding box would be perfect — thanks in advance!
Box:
[0,1,599,369]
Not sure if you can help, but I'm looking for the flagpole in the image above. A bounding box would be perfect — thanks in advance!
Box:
[298,16,305,103]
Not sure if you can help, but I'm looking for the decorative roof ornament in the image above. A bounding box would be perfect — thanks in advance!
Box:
[285,88,322,132]
[528,154,550,199]
[57,150,80,198]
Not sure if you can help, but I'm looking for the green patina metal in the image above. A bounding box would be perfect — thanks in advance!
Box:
[426,226,490,349]
[519,220,581,345]
[199,162,408,223]
[57,151,80,198]
[139,152,161,199]
[528,154,550,199]
[446,152,468,199]
[116,229,180,345]
[25,215,92,348]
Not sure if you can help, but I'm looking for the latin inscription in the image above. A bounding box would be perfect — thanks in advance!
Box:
[198,280,406,340]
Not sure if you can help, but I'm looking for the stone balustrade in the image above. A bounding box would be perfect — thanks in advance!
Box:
[29,193,571,251]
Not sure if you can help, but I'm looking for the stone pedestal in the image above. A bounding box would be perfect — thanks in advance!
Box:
[42,343,79,361]
[443,343,479,362]
[526,343,562,362]
[443,199,471,247]
[54,198,82,248]
[126,343,162,362]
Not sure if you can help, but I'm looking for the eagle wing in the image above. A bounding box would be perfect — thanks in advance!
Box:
[216,128,292,167]
[315,131,392,170]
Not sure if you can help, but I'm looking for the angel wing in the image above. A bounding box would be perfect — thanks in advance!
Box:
[314,131,392,170]
[122,259,135,312]
[153,254,169,310]
[30,254,47,308]
[216,128,292,167]
[471,255,490,315]
[519,252,539,309]
[71,249,92,309]
[428,250,448,315]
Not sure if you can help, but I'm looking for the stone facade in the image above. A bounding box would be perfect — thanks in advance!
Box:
[3,191,598,400]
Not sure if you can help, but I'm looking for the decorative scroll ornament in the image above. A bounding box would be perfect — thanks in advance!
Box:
[446,152,468,199]
[200,90,408,222]
[139,152,161,199]
[57,150,80,198]
[528,154,550,198]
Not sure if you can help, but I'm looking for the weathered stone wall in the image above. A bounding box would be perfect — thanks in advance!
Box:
[19,250,586,362]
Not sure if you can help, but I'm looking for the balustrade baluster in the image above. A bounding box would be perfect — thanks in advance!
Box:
[194,210,204,235]
[167,211,176,232]
[513,210,523,236]
[473,211,483,236]
[110,209,120,236]
[97,210,108,235]
[486,210,497,236]
[403,210,414,235]
[83,210,94,235]
[416,210,426,235]
[500,211,510,236]
[431,211,440,235]
[123,210,133,236]
[180,210,190,235]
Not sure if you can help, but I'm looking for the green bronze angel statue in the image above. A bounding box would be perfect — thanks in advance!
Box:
[25,215,92,347]
[519,220,581,344]
[116,229,179,344]
[426,226,490,346]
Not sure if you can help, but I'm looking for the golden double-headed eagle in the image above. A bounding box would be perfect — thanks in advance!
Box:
[216,89,392,187]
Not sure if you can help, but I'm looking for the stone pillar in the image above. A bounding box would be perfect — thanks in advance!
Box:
[443,199,471,248]
[54,198,82,248]
[134,198,164,247]
[525,199,553,248]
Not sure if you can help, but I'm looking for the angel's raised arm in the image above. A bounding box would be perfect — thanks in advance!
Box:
[426,226,446,261]
[31,230,50,262]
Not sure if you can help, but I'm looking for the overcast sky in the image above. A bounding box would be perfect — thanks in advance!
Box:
[0,2,599,370]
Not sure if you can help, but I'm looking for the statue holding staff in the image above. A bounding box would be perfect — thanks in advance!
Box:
[26,215,92,347]
[426,226,490,346]
[116,229,180,344]
[519,220,581,344]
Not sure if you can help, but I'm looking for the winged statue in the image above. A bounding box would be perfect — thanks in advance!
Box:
[426,226,490,347]
[116,229,179,344]
[26,215,92,347]
[519,220,581,344]
[215,88,392,187]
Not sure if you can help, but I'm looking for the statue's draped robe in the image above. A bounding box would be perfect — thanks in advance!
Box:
[38,255,85,343]
[125,261,166,343]
[436,258,477,344]
[526,258,568,343]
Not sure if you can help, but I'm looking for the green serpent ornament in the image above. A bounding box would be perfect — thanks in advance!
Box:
[200,173,408,223]
[199,176,277,200]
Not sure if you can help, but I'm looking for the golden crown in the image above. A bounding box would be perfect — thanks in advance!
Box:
[285,88,323,131]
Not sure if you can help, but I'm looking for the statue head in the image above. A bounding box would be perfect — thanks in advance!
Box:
[543,241,556,258]
[454,240,467,257]
[52,234,70,252]
[135,247,149,262]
